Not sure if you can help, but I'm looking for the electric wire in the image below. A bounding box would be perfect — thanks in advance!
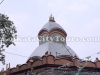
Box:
[4,51,29,58]
[1,50,100,60]
[0,0,4,4]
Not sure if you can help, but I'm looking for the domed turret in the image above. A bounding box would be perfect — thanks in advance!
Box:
[28,15,78,62]
[38,15,67,45]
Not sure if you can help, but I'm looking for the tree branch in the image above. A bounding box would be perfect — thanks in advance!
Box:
[0,0,4,4]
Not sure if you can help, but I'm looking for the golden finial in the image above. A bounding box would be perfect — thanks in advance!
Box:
[49,14,55,22]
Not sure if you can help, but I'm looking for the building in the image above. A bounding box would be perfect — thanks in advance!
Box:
[1,15,100,75]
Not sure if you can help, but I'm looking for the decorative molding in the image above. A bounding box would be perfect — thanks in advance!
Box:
[2,55,100,75]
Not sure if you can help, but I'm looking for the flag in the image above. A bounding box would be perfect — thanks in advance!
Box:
[85,56,91,59]
[97,51,100,54]
[78,59,83,63]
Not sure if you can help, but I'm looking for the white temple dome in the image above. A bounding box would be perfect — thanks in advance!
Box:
[27,15,78,62]
[42,22,64,31]
[38,14,67,36]
[42,22,63,31]
[29,42,77,58]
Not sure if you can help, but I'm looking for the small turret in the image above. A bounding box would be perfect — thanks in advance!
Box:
[49,14,55,22]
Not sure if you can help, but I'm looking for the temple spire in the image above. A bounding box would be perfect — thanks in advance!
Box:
[49,14,55,22]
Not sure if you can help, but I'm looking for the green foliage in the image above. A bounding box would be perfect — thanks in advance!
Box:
[0,72,2,75]
[0,13,17,65]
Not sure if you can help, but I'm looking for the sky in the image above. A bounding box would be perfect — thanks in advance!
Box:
[0,0,100,70]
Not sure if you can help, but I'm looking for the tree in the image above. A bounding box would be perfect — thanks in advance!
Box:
[0,14,17,65]
[0,72,2,75]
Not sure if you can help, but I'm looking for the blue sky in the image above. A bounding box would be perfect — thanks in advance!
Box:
[0,0,100,70]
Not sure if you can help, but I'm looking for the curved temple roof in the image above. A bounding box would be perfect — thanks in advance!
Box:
[39,22,67,35]
[42,22,63,31]
[28,15,78,60]
[29,42,77,58]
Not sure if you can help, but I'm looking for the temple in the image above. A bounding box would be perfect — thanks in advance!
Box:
[1,15,100,75]
[28,14,78,61]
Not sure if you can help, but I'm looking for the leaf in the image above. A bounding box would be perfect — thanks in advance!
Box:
[13,42,16,46]
[1,45,4,48]
[85,56,91,59]
[0,13,17,65]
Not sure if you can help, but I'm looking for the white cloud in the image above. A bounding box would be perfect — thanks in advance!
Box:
[56,15,69,28]
[85,0,100,6]
[80,18,100,37]
[12,13,29,22]
[47,0,67,8]
[5,12,29,35]
[66,3,89,12]
[47,0,89,13]
[48,3,54,7]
